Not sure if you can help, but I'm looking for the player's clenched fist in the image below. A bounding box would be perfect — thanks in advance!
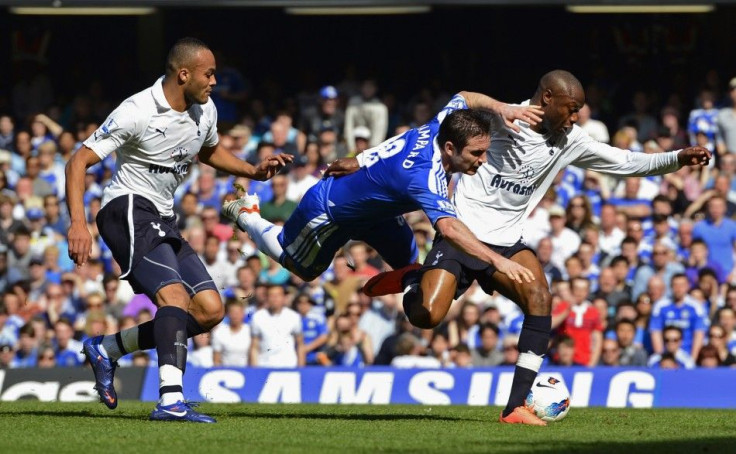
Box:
[677,146,711,167]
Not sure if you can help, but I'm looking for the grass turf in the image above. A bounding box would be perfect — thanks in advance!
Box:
[1,402,735,453]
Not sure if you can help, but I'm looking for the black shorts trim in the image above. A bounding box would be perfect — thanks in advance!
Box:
[421,235,534,300]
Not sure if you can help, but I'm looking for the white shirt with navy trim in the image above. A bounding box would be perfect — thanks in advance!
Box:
[84,77,219,217]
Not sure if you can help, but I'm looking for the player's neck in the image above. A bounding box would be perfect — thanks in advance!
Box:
[162,77,189,112]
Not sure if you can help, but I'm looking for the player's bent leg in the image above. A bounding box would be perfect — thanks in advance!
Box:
[489,249,551,423]
[404,269,458,329]
[188,289,225,332]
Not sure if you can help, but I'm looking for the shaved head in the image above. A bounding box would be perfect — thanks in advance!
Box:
[531,70,586,135]
[166,37,211,77]
[535,70,584,99]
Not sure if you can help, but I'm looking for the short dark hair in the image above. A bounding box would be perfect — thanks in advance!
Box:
[436,109,492,153]
[615,318,636,331]
[166,37,210,77]
[663,325,683,337]
[610,255,629,267]
[479,323,500,337]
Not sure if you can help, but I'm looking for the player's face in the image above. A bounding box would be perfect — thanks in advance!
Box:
[184,49,217,105]
[542,88,585,135]
[450,134,489,175]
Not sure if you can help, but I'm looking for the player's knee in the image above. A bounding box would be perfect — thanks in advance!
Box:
[155,284,190,309]
[193,296,226,330]
[404,294,443,330]
[525,284,552,316]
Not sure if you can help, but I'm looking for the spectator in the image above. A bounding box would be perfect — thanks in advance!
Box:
[260,174,297,223]
[286,155,319,203]
[447,301,481,349]
[614,319,649,366]
[319,313,365,367]
[249,285,304,367]
[428,332,453,367]
[706,324,736,366]
[692,196,736,277]
[0,115,14,151]
[685,239,726,286]
[471,323,503,367]
[212,299,251,367]
[647,326,695,369]
[632,241,685,300]
[357,293,398,357]
[559,277,603,367]
[578,103,609,143]
[535,237,563,286]
[200,234,230,292]
[565,195,595,235]
[0,342,13,368]
[53,317,84,367]
[293,294,328,365]
[548,205,581,272]
[11,323,38,367]
[37,345,57,368]
[345,79,388,147]
[695,344,721,368]
[390,333,440,368]
[188,333,214,368]
[349,126,372,157]
[619,91,658,143]
[300,85,345,139]
[598,338,621,366]
[717,77,736,154]
[8,226,33,280]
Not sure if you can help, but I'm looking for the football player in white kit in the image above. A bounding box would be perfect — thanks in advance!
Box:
[65,38,291,423]
[359,70,711,425]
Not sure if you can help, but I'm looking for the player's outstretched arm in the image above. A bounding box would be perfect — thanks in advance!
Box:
[65,146,102,267]
[458,91,543,133]
[435,217,535,284]
[199,144,293,181]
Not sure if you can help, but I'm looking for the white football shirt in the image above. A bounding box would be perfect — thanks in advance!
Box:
[211,322,251,367]
[453,101,681,247]
[250,307,302,368]
[84,77,219,217]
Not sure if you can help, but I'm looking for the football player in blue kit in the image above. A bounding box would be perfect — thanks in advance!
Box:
[223,92,544,288]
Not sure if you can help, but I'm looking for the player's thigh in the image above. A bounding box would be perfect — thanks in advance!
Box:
[355,216,418,269]
[279,196,350,280]
[488,249,551,316]
[129,242,190,309]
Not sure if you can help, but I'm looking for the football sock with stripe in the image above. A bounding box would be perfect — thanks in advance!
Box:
[154,306,188,405]
[237,213,284,262]
[98,314,206,361]
[502,315,551,417]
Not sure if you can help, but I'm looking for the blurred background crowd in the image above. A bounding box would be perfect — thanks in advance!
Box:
[3,7,736,372]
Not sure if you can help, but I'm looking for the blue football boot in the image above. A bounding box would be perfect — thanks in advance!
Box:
[149,401,216,423]
[82,336,118,409]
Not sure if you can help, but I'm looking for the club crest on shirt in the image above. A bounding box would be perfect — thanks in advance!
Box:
[170,147,188,162]
[518,164,535,184]
[93,118,118,141]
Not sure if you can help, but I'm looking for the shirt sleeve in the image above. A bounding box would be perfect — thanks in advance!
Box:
[83,100,142,160]
[434,94,469,126]
[571,133,681,177]
[649,309,664,332]
[203,102,219,148]
[407,169,457,226]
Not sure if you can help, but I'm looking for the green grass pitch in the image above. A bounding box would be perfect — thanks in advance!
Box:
[1,402,735,453]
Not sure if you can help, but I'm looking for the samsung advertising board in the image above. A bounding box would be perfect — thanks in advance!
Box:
[137,367,736,409]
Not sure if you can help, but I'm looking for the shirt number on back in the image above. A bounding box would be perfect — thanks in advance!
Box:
[361,136,406,168]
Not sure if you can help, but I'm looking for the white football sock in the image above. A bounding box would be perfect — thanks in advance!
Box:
[237,213,284,262]
[159,364,184,406]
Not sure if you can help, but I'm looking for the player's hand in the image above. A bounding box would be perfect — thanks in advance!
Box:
[498,104,544,133]
[67,220,93,268]
[256,153,294,180]
[323,157,360,178]
[494,256,536,284]
[678,146,711,167]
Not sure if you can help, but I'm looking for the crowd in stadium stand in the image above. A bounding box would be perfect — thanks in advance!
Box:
[3,65,736,372]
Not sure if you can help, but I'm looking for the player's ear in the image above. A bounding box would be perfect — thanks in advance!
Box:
[178,68,189,84]
[542,89,553,106]
[443,141,456,156]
